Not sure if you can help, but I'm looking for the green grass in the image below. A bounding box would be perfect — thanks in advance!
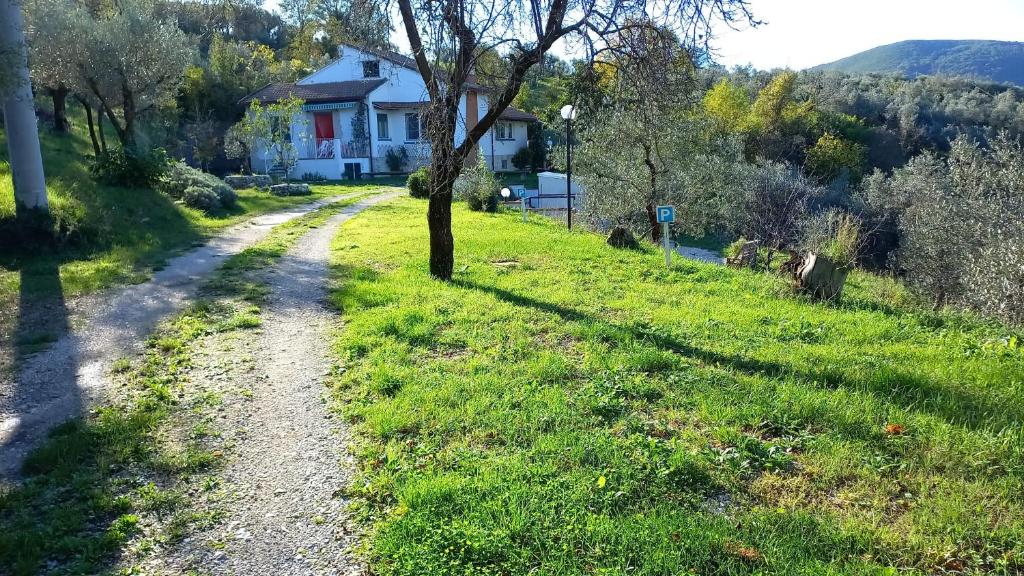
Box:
[329,198,1024,575]
[0,194,376,575]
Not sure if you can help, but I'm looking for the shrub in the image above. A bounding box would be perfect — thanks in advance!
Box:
[800,209,863,269]
[511,147,532,172]
[90,147,168,187]
[454,151,499,212]
[158,161,236,212]
[301,171,327,182]
[182,186,221,212]
[385,146,409,172]
[407,167,430,199]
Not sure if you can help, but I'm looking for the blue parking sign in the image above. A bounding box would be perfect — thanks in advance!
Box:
[656,205,675,224]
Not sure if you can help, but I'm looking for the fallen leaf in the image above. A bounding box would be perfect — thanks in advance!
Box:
[885,423,905,436]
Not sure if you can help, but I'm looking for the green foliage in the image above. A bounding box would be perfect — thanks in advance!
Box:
[801,209,863,268]
[89,147,169,188]
[454,151,499,212]
[804,133,866,184]
[158,161,237,212]
[331,198,1024,576]
[510,146,532,171]
[702,78,752,133]
[406,166,430,199]
[385,146,409,172]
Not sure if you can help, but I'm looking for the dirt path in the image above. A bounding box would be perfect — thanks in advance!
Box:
[0,192,371,479]
[157,192,398,575]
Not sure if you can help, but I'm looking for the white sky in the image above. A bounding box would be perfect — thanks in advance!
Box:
[263,0,1024,71]
[710,0,1024,70]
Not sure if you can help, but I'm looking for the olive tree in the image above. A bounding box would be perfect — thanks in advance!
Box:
[74,0,195,148]
[24,0,78,132]
[377,0,757,280]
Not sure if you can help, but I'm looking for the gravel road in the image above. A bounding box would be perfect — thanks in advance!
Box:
[165,192,399,575]
[0,193,368,480]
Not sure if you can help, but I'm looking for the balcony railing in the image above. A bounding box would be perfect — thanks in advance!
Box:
[297,138,369,160]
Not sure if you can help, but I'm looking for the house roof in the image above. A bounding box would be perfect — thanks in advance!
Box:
[239,78,386,105]
[499,106,539,122]
[373,101,428,110]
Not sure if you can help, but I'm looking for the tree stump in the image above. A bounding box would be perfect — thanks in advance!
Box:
[797,252,850,301]
[607,226,639,249]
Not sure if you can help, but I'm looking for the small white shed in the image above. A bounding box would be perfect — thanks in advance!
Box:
[524,172,584,209]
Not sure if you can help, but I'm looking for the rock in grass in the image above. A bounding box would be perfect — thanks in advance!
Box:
[225,175,272,190]
[270,183,312,197]
[607,226,639,249]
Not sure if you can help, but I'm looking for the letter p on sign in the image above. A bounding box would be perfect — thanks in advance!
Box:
[656,205,675,224]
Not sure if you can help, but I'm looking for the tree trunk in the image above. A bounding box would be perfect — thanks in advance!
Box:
[50,86,69,133]
[1,0,48,214]
[78,97,102,156]
[427,149,459,280]
[96,109,107,152]
[646,203,661,242]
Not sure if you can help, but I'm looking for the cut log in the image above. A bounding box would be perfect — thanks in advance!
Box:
[797,252,850,301]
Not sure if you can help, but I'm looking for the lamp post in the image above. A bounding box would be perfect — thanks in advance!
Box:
[560,104,577,230]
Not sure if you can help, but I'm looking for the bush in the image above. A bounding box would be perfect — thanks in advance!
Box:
[454,151,499,212]
[158,161,236,212]
[407,167,430,199]
[511,147,532,172]
[90,147,168,187]
[385,146,409,172]
[181,186,221,212]
[800,209,863,269]
[301,171,327,182]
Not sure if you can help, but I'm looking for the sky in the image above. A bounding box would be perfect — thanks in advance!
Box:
[263,0,1024,71]
[710,0,1024,70]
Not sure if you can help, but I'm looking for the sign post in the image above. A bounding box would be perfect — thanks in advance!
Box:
[655,205,675,268]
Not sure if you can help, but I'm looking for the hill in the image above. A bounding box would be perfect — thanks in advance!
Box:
[812,39,1024,86]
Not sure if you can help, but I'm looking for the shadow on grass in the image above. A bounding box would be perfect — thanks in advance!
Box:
[452,279,1022,435]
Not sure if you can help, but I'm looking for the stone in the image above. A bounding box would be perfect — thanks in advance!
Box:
[607,226,639,249]
[270,183,312,197]
[225,174,273,190]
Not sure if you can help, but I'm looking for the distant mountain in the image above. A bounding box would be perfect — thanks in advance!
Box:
[812,40,1024,86]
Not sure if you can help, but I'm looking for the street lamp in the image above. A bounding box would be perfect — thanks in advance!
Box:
[560,104,577,230]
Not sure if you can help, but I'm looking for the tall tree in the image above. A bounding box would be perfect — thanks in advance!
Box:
[75,0,195,148]
[385,0,757,279]
[1,0,48,213]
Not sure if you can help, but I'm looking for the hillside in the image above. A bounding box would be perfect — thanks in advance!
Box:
[812,39,1024,86]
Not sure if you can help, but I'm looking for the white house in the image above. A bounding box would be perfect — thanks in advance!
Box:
[240,43,539,180]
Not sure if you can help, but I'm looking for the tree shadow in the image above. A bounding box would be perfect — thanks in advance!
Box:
[1,260,80,480]
[452,279,1023,435]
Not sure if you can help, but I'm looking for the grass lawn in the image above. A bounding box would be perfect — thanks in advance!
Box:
[0,118,384,375]
[329,198,1024,575]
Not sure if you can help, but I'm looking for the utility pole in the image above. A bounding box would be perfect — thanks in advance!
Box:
[1,0,48,214]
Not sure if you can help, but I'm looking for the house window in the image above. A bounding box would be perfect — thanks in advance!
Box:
[377,113,390,140]
[496,121,513,140]
[405,112,421,141]
[501,159,508,169]
[362,60,380,78]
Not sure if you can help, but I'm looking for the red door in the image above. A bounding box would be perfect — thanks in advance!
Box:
[313,112,334,158]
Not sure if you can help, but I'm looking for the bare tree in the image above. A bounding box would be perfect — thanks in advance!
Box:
[382,0,757,279]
